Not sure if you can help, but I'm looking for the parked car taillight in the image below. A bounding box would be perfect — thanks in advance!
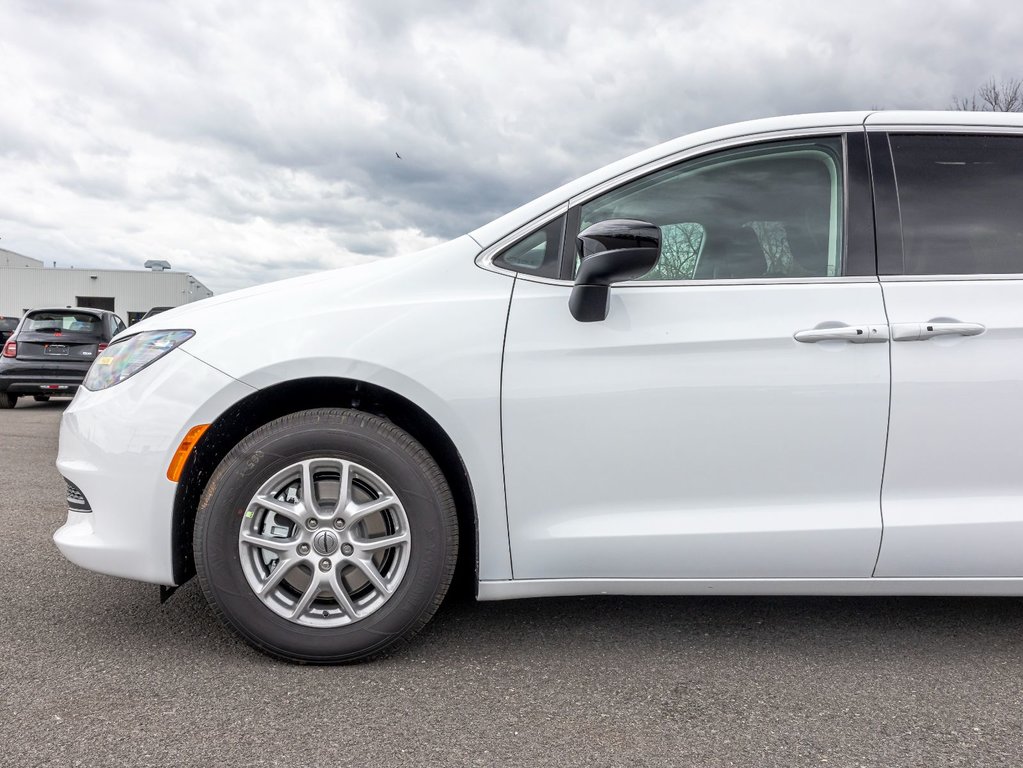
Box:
[97,343,108,353]
[2,340,15,358]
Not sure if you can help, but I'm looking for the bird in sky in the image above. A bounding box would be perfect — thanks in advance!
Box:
[395,152,402,159]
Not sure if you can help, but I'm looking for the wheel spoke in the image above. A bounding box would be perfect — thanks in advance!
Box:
[240,530,294,553]
[351,556,392,595]
[254,495,302,524]
[327,570,360,619]
[330,461,352,517]
[258,557,300,597]
[300,460,317,514]
[347,495,397,526]
[289,572,324,620]
[355,531,410,552]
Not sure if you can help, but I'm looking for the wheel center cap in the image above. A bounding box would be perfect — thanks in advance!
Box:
[312,529,339,556]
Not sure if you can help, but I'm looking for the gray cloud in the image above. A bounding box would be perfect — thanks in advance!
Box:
[1,0,1020,292]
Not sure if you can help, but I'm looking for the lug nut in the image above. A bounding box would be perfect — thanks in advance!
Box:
[306,518,319,530]
[297,543,310,556]
[319,558,332,571]
[333,519,345,530]
[340,543,354,556]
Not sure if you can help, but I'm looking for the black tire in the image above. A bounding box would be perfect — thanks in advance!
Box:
[0,392,17,409]
[194,408,458,664]
[33,395,50,402]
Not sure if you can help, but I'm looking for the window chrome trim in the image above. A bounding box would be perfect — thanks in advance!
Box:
[867,124,1023,136]
[476,125,866,285]
[880,273,1023,282]
[514,274,879,288]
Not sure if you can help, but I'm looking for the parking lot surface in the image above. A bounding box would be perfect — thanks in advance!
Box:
[3,400,1023,767]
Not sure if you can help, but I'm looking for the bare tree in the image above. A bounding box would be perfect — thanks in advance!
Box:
[650,222,704,279]
[952,77,1023,112]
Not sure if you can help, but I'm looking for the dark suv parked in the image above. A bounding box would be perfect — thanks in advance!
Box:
[0,308,126,408]
[0,316,18,345]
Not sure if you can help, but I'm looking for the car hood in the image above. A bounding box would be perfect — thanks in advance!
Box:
[127,236,479,333]
[121,235,491,376]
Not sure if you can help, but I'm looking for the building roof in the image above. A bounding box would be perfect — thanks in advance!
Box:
[0,248,43,268]
[0,257,212,296]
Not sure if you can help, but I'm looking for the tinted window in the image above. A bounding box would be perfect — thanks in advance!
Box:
[25,311,103,336]
[891,134,1023,275]
[579,138,844,281]
[493,216,565,279]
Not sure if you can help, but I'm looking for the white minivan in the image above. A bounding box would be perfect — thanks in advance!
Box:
[54,111,1023,662]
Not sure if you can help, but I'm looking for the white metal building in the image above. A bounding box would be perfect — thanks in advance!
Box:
[0,248,213,325]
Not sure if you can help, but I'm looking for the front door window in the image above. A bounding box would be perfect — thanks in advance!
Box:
[578,138,845,281]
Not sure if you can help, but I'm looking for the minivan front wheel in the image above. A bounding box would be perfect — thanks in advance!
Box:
[194,408,458,663]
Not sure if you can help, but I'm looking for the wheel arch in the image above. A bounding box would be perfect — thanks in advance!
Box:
[171,376,479,593]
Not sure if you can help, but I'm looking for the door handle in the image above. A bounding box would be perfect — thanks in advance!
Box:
[793,324,889,344]
[890,321,985,342]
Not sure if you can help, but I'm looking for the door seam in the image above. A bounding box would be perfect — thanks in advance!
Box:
[498,275,517,580]
[872,279,893,577]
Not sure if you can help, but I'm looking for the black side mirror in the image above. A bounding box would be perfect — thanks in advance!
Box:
[569,219,660,322]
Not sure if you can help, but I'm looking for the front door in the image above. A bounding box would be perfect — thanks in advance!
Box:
[501,132,891,580]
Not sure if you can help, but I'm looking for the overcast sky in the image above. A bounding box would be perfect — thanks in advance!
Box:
[0,0,1019,293]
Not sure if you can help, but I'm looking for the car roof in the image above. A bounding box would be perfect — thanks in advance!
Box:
[468,110,1023,248]
[864,110,1023,128]
[25,307,113,317]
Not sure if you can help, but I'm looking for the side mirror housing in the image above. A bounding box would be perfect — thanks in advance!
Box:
[569,219,661,322]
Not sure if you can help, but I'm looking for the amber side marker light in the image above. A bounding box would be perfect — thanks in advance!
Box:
[167,424,211,482]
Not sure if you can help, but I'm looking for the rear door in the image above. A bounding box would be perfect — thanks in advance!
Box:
[501,130,891,580]
[870,128,1023,577]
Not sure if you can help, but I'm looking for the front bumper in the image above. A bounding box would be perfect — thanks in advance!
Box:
[53,349,255,585]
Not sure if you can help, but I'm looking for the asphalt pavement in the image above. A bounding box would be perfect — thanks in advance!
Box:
[2,399,1023,767]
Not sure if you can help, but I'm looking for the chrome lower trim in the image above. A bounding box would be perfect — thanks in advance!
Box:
[477,577,1023,600]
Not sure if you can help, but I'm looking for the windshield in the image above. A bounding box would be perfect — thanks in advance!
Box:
[25,311,103,336]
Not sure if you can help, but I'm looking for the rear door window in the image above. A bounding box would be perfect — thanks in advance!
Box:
[890,134,1023,275]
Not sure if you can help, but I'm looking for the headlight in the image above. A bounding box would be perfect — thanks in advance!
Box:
[84,330,194,391]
